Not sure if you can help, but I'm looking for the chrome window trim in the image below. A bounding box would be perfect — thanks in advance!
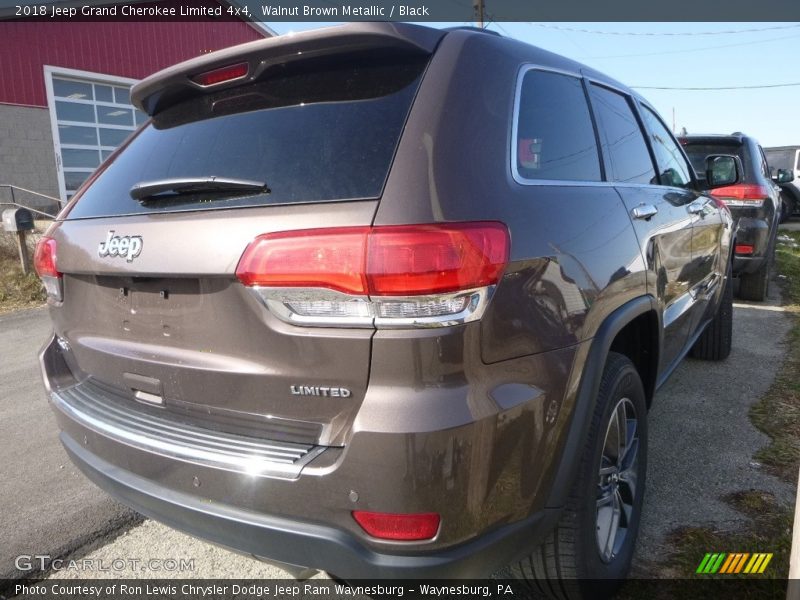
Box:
[510,64,603,187]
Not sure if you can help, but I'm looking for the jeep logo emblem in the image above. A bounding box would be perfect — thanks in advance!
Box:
[98,231,143,262]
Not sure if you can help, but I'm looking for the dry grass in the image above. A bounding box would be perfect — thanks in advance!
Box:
[624,231,800,597]
[748,230,800,481]
[619,492,791,598]
[0,226,46,314]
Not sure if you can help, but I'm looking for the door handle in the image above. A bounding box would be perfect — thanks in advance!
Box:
[632,204,658,220]
[687,199,709,215]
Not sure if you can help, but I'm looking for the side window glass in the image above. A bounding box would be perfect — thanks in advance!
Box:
[640,106,693,188]
[588,84,656,185]
[515,70,601,182]
[758,147,770,177]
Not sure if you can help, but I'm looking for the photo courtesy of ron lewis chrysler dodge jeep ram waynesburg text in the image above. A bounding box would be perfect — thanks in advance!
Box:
[35,23,737,599]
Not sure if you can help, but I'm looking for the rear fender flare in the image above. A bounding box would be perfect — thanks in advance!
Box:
[544,295,658,509]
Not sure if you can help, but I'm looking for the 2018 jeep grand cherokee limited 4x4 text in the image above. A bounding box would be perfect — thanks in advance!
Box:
[36,23,735,598]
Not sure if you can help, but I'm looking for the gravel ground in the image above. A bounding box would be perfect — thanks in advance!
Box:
[634,279,795,570]
[0,307,140,580]
[43,520,307,580]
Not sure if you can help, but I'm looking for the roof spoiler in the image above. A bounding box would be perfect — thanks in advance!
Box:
[131,22,446,116]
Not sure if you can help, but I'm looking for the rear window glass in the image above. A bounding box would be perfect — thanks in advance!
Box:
[682,142,745,176]
[764,149,796,171]
[65,54,428,219]
[514,69,601,182]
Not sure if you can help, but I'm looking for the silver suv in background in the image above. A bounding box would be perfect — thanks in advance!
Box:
[764,145,800,221]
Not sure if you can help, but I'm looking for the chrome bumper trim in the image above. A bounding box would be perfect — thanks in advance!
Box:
[51,379,325,479]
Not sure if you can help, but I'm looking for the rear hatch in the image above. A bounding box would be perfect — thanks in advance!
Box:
[681,138,772,219]
[45,24,443,447]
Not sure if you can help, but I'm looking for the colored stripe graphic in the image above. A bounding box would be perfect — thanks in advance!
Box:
[748,554,765,573]
[697,553,727,574]
[734,553,750,573]
[699,552,773,574]
[696,553,712,573]
[710,553,726,573]
[758,554,773,573]
[719,554,736,574]
[720,553,741,574]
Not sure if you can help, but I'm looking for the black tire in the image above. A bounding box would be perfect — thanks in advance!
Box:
[511,352,647,600]
[691,264,733,360]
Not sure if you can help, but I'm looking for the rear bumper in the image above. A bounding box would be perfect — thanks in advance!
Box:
[732,216,771,275]
[41,334,572,578]
[61,432,557,578]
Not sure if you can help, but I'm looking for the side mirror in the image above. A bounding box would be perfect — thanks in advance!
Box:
[775,169,794,184]
[704,155,741,188]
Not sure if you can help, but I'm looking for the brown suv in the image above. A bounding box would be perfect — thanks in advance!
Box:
[36,23,736,597]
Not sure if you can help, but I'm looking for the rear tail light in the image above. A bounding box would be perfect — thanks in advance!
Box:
[735,243,755,255]
[352,511,440,541]
[236,227,369,294]
[710,184,770,208]
[33,237,63,301]
[709,196,730,212]
[236,222,509,328]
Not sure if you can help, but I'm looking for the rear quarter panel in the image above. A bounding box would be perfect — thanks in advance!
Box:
[374,31,647,362]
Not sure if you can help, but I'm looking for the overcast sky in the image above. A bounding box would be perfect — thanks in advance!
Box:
[270,21,800,148]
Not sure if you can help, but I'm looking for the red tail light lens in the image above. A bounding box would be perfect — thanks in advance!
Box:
[191,62,249,86]
[236,227,369,294]
[34,237,59,278]
[34,236,63,301]
[236,222,509,296]
[710,184,770,207]
[366,223,509,295]
[236,222,509,328]
[352,511,440,541]
[735,244,755,255]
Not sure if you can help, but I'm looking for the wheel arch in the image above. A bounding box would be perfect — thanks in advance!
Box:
[545,295,659,509]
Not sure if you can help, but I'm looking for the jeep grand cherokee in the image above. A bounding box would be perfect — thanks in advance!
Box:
[680,133,781,301]
[37,23,735,598]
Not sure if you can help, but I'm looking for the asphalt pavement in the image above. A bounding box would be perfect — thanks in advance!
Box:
[0,307,140,581]
[1,274,795,581]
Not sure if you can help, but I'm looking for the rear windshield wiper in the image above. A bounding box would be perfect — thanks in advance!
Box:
[130,177,269,202]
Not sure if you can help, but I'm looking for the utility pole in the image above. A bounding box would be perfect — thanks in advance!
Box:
[473,0,484,28]
[672,107,676,133]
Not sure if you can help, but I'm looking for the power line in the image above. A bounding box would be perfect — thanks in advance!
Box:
[483,10,510,36]
[632,82,800,91]
[528,23,800,36]
[580,32,800,60]
[490,21,511,36]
